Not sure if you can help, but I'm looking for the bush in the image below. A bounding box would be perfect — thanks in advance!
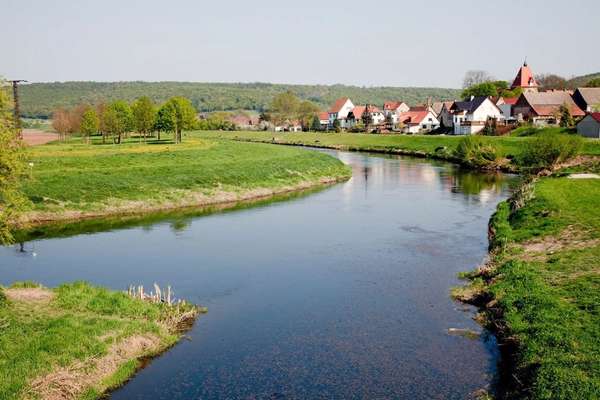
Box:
[517,132,582,171]
[453,135,499,168]
[0,287,6,307]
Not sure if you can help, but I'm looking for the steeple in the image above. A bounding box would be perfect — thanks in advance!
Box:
[511,60,538,92]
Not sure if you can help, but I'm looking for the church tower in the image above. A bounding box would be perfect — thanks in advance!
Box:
[511,60,539,93]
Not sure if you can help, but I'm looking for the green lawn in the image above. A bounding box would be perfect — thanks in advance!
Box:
[0,281,198,400]
[197,130,600,159]
[21,134,350,220]
[477,176,600,399]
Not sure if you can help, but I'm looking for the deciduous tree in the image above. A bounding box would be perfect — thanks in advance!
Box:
[269,91,300,125]
[0,83,26,244]
[586,78,600,88]
[132,96,156,142]
[161,97,196,144]
[536,74,568,90]
[79,107,99,144]
[104,100,133,144]
[462,70,494,89]
[559,103,574,128]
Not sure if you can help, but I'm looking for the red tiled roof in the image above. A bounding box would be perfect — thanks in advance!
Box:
[329,97,350,113]
[318,111,329,121]
[350,105,366,119]
[383,101,405,111]
[397,110,429,125]
[503,97,518,105]
[512,63,538,89]
[409,105,429,112]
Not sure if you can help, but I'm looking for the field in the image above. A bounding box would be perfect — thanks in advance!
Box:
[20,134,351,223]
[196,130,600,160]
[0,281,198,400]
[461,174,600,399]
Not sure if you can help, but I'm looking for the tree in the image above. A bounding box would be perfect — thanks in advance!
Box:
[559,103,574,128]
[103,100,133,144]
[586,78,600,88]
[52,108,71,140]
[269,91,300,125]
[0,83,26,244]
[132,96,156,142]
[95,102,108,143]
[79,107,99,144]
[161,97,196,144]
[462,81,504,98]
[310,114,321,131]
[297,100,319,130]
[536,74,568,90]
[462,70,494,88]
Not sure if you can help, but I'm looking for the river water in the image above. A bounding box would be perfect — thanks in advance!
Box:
[0,150,517,399]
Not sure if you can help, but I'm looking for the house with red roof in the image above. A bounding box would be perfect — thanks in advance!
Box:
[397,110,439,134]
[512,91,585,125]
[511,61,539,93]
[346,105,385,129]
[576,113,600,138]
[383,101,410,124]
[318,111,330,130]
[328,97,354,129]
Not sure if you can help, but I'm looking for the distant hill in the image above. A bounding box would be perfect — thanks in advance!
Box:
[567,72,600,89]
[18,81,461,118]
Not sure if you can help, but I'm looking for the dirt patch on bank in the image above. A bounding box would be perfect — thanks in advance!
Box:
[28,334,162,400]
[519,226,599,261]
[5,288,54,303]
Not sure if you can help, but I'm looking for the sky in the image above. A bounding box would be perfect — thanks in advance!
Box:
[3,0,600,88]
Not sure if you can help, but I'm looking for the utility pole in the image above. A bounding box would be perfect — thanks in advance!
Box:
[8,79,27,139]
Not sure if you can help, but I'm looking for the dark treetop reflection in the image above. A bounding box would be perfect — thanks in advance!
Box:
[0,150,517,400]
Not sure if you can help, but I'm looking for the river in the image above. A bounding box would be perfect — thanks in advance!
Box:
[0,149,518,399]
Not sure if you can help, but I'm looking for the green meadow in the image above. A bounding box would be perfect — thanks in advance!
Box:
[21,134,351,221]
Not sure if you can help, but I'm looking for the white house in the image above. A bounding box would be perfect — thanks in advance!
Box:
[397,110,440,134]
[346,105,386,128]
[383,101,410,124]
[451,96,504,135]
[318,112,329,130]
[577,113,600,138]
[328,97,355,129]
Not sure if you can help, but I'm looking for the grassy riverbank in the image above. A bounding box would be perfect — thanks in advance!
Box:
[196,131,600,169]
[456,168,600,399]
[0,281,199,400]
[21,135,350,225]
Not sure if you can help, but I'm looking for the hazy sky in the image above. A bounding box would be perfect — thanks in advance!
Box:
[3,0,599,88]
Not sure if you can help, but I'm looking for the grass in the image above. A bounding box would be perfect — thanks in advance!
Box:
[469,175,600,399]
[20,133,350,221]
[0,281,198,400]
[195,130,600,161]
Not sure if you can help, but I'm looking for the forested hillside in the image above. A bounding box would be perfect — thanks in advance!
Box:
[19,81,461,118]
[567,72,600,88]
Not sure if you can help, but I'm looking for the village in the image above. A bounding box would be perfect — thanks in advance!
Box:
[228,62,600,138]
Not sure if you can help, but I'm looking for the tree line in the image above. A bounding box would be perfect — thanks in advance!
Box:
[52,96,197,144]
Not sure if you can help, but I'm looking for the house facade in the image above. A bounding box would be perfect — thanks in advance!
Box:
[383,101,410,124]
[397,110,439,134]
[576,113,600,138]
[438,102,455,129]
[496,97,518,121]
[318,112,330,130]
[328,97,355,129]
[451,96,503,135]
[572,88,600,112]
[512,91,585,125]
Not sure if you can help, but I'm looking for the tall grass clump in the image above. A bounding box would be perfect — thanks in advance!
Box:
[0,287,7,307]
[517,132,582,171]
[453,135,499,168]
